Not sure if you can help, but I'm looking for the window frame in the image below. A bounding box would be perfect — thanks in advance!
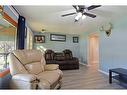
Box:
[0,6,17,77]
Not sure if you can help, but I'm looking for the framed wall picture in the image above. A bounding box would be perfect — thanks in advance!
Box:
[34,35,45,43]
[50,34,66,42]
[73,37,79,43]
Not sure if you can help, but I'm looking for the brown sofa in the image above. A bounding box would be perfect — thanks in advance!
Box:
[44,49,79,70]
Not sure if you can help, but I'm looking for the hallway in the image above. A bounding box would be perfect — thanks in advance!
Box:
[61,64,124,89]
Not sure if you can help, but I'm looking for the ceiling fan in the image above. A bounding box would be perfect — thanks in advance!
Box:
[61,5,101,22]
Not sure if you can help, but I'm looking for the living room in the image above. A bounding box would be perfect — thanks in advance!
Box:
[1,1,127,93]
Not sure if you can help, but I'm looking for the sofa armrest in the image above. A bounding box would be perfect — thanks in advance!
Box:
[72,57,79,61]
[44,64,59,71]
[12,74,37,82]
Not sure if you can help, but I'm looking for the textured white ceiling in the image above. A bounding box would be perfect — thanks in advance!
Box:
[15,6,127,34]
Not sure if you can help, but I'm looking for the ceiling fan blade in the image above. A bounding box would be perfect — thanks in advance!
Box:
[78,5,85,9]
[72,5,77,9]
[72,5,78,12]
[61,12,76,17]
[87,5,101,10]
[84,12,96,18]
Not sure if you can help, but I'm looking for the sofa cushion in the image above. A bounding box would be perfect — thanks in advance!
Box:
[25,62,44,75]
[64,54,73,60]
[44,64,59,71]
[54,53,65,61]
[46,60,56,64]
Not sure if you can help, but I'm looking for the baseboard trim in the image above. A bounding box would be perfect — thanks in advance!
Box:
[79,62,88,66]
[98,69,109,76]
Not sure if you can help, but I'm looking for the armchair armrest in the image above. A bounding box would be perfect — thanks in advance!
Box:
[12,74,37,82]
[44,64,59,71]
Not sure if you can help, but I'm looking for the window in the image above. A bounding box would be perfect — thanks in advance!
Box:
[0,41,15,71]
[0,14,17,71]
[26,27,33,49]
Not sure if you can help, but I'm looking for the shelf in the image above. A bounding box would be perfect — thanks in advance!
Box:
[113,75,127,88]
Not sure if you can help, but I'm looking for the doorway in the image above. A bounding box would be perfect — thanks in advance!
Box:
[88,33,99,66]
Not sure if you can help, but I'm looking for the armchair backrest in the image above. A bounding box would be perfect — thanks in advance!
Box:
[44,49,55,60]
[9,50,46,76]
[63,49,73,60]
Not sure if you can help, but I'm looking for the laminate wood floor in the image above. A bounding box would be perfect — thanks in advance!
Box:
[61,64,125,89]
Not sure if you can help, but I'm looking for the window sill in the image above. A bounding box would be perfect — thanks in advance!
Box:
[0,69,10,78]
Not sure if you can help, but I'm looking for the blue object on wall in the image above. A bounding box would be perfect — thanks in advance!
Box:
[17,16,26,49]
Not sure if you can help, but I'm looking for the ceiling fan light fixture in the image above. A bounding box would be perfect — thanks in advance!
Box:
[82,15,86,19]
[75,12,82,21]
[75,15,80,21]
[62,5,101,22]
[77,12,82,18]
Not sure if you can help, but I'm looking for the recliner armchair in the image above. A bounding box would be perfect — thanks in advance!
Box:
[8,50,63,89]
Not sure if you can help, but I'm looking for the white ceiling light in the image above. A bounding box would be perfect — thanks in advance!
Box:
[82,15,86,20]
[75,15,80,21]
[75,12,82,21]
[75,12,87,21]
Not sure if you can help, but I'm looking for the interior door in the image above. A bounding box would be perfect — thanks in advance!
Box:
[88,34,99,66]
